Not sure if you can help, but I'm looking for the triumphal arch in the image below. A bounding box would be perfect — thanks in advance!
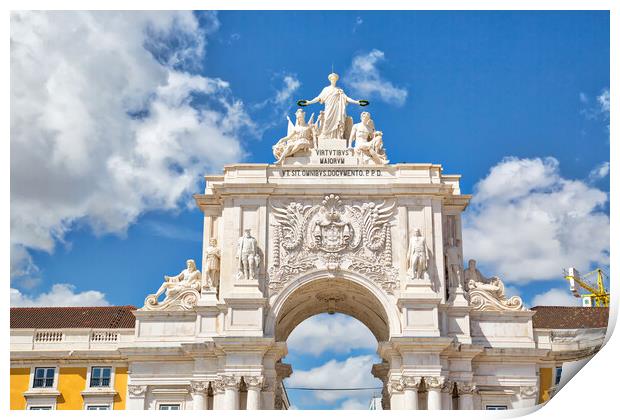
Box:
[130,73,540,410]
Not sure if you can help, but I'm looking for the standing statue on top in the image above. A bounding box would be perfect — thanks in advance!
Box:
[297,72,368,140]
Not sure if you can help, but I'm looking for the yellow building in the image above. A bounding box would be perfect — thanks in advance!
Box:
[10,306,134,410]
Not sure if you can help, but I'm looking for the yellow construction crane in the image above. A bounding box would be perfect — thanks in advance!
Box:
[563,267,609,307]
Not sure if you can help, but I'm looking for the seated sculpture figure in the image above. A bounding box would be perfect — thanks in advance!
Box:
[143,259,202,310]
[272,108,314,164]
[464,259,523,311]
[350,112,389,164]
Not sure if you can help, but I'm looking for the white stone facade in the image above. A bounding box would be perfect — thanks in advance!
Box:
[10,74,606,410]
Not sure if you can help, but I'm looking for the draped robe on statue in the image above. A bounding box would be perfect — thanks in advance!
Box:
[316,86,356,139]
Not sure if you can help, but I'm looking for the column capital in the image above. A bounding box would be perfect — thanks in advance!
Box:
[389,379,405,394]
[441,380,454,394]
[128,384,147,398]
[212,378,226,394]
[457,381,477,395]
[219,374,242,390]
[190,380,208,393]
[426,376,446,390]
[245,375,264,390]
[399,375,422,390]
[520,385,538,398]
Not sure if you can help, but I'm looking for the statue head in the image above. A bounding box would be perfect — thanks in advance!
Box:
[374,130,383,139]
[468,259,476,268]
[209,238,217,246]
[244,229,252,238]
[328,72,339,85]
[186,259,196,271]
[360,111,371,123]
[295,108,306,124]
[414,228,422,237]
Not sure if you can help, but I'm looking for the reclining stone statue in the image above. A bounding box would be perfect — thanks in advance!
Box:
[142,259,202,311]
[464,259,523,311]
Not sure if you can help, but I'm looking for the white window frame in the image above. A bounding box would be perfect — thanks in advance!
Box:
[85,365,116,389]
[85,404,111,410]
[28,405,53,410]
[82,364,118,410]
[157,402,183,410]
[486,404,508,410]
[30,366,59,390]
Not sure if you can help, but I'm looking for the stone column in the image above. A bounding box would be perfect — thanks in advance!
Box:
[389,379,405,410]
[401,376,421,410]
[426,377,444,410]
[441,381,453,410]
[261,376,276,410]
[221,375,241,410]
[245,376,263,410]
[126,385,147,410]
[458,383,476,410]
[212,379,225,410]
[190,380,208,410]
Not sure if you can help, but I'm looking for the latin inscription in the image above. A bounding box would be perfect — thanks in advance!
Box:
[280,168,383,177]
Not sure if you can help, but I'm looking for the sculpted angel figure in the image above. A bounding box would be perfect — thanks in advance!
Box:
[204,238,221,290]
[298,73,366,140]
[272,109,314,164]
[152,259,201,302]
[407,228,429,279]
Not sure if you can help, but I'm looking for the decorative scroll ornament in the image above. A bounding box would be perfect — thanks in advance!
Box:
[401,376,422,390]
[190,380,208,393]
[245,376,264,389]
[457,382,477,395]
[520,385,538,398]
[219,375,241,390]
[268,194,397,294]
[425,376,445,389]
[128,384,148,397]
[141,259,201,311]
[465,259,524,311]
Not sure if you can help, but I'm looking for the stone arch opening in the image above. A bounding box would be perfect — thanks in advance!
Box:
[269,274,396,343]
[265,272,399,409]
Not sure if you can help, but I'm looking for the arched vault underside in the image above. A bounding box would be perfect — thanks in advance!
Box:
[273,277,391,343]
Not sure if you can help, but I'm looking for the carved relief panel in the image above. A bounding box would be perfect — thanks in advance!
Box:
[268,194,397,295]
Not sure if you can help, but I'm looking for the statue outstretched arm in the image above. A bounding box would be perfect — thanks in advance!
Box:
[303,96,321,105]
[345,94,360,105]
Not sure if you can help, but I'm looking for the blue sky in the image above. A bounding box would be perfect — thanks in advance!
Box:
[10,11,609,410]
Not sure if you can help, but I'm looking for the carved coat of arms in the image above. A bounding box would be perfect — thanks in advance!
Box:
[268,194,397,294]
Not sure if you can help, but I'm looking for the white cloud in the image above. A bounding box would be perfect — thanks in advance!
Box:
[11,12,251,280]
[287,314,377,356]
[287,355,382,403]
[344,49,408,106]
[597,88,610,114]
[463,157,609,283]
[274,75,301,105]
[588,161,610,182]
[10,284,110,307]
[580,88,610,128]
[531,288,580,307]
[340,398,368,409]
[352,16,364,33]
